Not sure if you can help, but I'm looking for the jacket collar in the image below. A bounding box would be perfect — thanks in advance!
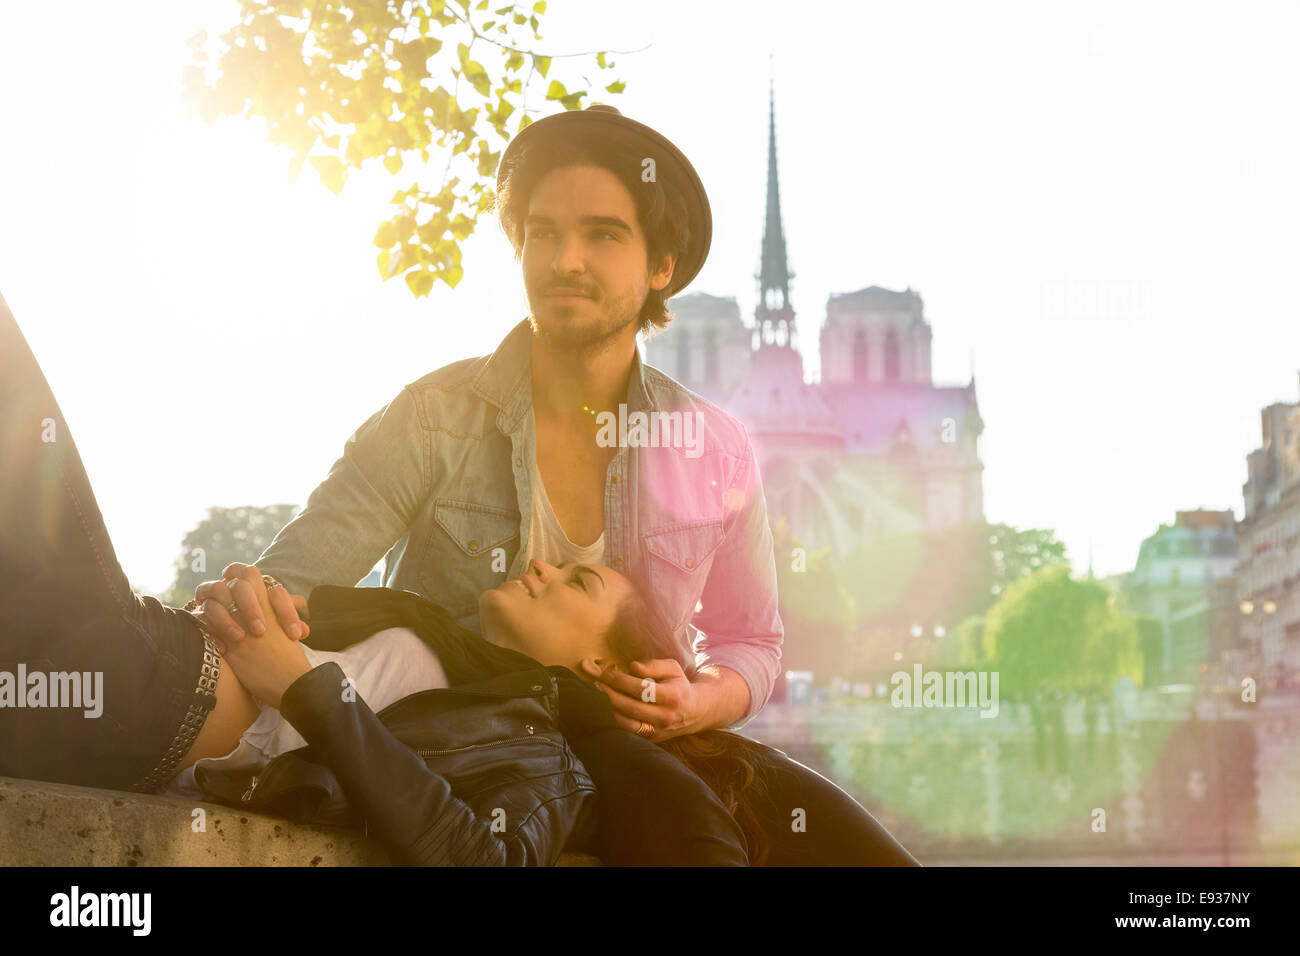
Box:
[471,317,655,434]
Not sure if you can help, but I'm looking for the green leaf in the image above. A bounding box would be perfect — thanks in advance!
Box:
[310,155,346,194]
[425,86,451,127]
[505,49,524,71]
[605,80,625,94]
[475,145,499,176]
[464,59,492,97]
[596,51,606,68]
[532,53,550,77]
[373,220,396,247]
[449,213,476,240]
[406,269,435,296]
[384,152,403,174]
[545,79,567,101]
[532,0,546,11]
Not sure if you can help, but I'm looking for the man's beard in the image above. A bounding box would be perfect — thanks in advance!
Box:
[528,288,641,355]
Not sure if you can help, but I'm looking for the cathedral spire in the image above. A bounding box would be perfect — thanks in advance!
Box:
[758,73,793,315]
[754,69,798,358]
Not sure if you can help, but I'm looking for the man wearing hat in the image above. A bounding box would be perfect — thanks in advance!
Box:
[195,104,781,740]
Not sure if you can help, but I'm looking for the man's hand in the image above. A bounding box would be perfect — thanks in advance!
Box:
[580,659,753,741]
[192,562,309,643]
[580,658,714,742]
[209,567,313,709]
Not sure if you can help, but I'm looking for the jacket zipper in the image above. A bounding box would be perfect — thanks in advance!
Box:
[237,735,558,800]
[415,734,561,758]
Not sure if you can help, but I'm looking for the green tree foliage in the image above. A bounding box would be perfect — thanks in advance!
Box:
[982,563,1143,696]
[183,0,627,296]
[768,517,1067,681]
[1133,612,1165,686]
[932,614,986,669]
[159,504,300,606]
[986,521,1069,595]
[773,519,855,678]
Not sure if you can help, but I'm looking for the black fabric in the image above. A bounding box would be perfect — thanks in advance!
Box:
[275,661,597,865]
[0,296,213,792]
[300,584,749,865]
[745,746,921,866]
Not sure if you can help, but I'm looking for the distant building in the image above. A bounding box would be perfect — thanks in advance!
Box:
[645,83,984,566]
[1126,510,1237,684]
[1236,375,1300,688]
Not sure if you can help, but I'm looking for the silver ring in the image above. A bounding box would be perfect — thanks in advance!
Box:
[262,574,282,592]
[636,720,655,739]
[227,601,240,617]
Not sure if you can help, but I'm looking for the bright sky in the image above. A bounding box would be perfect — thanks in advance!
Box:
[2,0,1298,595]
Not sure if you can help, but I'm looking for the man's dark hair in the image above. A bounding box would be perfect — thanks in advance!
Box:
[495,133,692,337]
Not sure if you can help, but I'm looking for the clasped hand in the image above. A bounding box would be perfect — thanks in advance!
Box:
[190,564,312,708]
[193,562,311,643]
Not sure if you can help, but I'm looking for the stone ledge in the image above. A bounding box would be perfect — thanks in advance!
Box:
[0,776,600,866]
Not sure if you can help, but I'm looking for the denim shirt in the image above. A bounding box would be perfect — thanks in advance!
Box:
[256,318,784,725]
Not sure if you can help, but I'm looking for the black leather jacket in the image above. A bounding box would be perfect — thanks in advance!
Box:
[195,585,748,866]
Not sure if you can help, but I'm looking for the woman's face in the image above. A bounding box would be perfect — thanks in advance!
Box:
[478,558,636,671]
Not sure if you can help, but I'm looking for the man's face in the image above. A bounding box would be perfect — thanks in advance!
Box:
[521,163,674,351]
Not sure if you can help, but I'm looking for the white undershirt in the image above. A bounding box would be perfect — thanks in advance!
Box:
[526,445,605,567]
[161,627,448,799]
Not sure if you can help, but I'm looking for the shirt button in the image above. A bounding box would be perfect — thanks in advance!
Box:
[612,556,624,569]
[611,474,621,484]
[515,457,522,467]
[468,540,480,552]
[685,557,695,569]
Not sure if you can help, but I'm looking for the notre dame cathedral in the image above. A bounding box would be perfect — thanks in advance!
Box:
[645,85,985,568]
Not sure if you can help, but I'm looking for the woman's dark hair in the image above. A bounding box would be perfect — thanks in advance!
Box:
[603,585,772,865]
[495,133,693,337]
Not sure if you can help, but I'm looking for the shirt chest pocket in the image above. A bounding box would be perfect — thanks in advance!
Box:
[422,499,521,618]
[642,520,725,631]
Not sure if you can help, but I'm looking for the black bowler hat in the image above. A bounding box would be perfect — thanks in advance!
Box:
[496,104,713,297]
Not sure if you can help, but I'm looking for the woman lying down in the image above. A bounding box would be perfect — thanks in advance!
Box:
[169,558,768,865]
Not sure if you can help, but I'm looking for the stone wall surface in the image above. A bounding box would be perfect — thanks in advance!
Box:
[0,776,600,866]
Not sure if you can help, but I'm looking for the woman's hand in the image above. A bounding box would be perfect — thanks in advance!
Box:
[193,562,310,643]
[206,565,313,709]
